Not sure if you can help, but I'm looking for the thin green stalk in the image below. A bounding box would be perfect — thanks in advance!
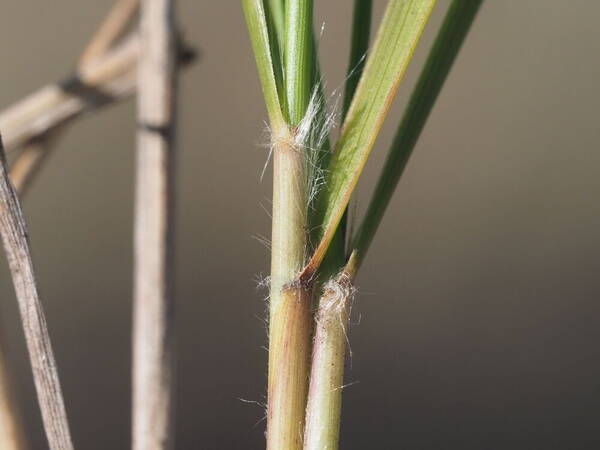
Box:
[267,1,315,443]
[346,0,483,276]
[242,0,286,130]
[284,0,314,126]
[302,0,437,280]
[267,130,310,450]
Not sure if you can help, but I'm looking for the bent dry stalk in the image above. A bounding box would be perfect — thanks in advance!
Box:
[0,35,139,153]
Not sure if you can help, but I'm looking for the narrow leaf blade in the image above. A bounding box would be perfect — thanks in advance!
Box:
[318,0,373,278]
[242,0,285,129]
[304,0,437,277]
[347,0,484,275]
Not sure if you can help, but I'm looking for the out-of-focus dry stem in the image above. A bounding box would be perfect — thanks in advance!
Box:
[132,0,178,448]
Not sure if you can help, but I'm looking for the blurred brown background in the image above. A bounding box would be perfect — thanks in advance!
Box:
[1,1,600,448]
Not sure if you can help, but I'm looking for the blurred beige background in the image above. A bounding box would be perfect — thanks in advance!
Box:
[1,1,600,448]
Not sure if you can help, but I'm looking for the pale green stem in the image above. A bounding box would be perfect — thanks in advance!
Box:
[266,1,315,448]
[267,129,311,450]
[244,2,316,448]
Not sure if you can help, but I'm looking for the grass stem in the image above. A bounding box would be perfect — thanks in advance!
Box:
[267,128,311,450]
[266,1,315,447]
[267,282,312,450]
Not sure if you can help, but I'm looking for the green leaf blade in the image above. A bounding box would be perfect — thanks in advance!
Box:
[317,0,374,280]
[304,0,437,277]
[347,0,484,275]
